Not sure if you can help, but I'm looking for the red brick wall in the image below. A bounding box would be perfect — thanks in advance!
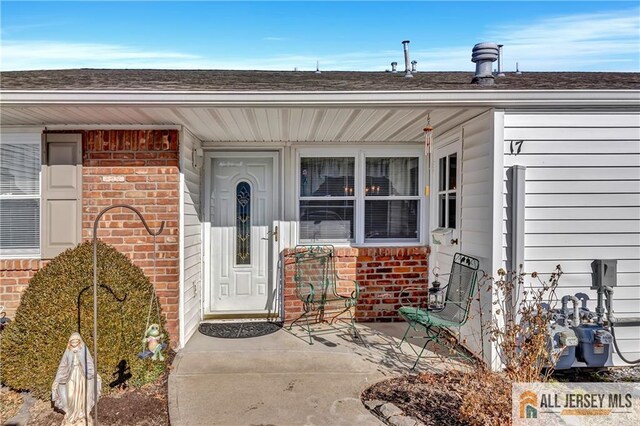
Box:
[83,130,180,346]
[0,260,47,318]
[283,246,429,323]
[0,130,181,347]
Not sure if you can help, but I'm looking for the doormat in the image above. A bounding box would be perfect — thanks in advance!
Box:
[198,321,283,339]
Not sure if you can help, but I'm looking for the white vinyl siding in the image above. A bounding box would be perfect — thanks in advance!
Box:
[460,114,495,261]
[0,132,41,257]
[179,128,203,347]
[502,111,640,365]
[460,111,499,364]
[430,110,497,364]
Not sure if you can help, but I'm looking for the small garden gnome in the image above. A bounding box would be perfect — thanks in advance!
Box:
[52,332,102,426]
[141,323,166,361]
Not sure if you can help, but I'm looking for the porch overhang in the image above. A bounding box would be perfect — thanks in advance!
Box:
[2,89,637,143]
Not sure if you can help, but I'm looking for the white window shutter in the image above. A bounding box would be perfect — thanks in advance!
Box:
[41,133,83,258]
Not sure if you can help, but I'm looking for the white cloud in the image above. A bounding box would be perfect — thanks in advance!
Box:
[485,8,640,71]
[2,8,639,71]
[0,41,200,70]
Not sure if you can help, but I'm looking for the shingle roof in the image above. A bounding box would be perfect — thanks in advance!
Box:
[1,69,639,91]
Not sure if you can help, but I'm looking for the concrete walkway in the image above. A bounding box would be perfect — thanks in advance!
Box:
[169,322,454,426]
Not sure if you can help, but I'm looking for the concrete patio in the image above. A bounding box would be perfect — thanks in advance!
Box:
[168,322,461,426]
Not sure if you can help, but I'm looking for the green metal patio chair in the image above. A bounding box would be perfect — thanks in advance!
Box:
[288,245,363,345]
[398,252,480,369]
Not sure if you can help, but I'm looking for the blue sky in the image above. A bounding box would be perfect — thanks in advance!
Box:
[1,1,639,71]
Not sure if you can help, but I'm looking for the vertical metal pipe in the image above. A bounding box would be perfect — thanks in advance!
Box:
[497,44,505,77]
[508,165,526,319]
[92,231,98,425]
[92,204,165,425]
[509,165,526,273]
[402,40,413,78]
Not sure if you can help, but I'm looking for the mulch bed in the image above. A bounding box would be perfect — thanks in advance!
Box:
[3,351,174,426]
[362,366,640,426]
[0,388,23,421]
[362,373,469,426]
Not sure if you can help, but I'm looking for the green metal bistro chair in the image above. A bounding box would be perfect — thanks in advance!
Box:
[288,245,362,345]
[398,252,480,369]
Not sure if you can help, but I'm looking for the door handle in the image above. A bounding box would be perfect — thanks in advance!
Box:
[262,226,279,242]
[450,238,459,245]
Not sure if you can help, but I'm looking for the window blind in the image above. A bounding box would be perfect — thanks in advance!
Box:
[0,140,41,254]
[365,157,419,240]
[0,198,40,250]
[0,143,40,196]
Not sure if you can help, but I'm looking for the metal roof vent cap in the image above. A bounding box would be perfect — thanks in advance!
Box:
[411,60,418,73]
[471,42,499,85]
[391,62,398,73]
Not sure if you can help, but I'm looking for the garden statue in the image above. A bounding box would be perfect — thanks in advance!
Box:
[52,332,102,426]
[139,323,166,361]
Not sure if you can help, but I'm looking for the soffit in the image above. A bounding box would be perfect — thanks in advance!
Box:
[0,105,483,142]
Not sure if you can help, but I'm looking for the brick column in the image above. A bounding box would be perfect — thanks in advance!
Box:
[81,130,180,346]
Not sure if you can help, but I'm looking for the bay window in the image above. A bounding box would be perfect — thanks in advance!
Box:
[298,151,422,244]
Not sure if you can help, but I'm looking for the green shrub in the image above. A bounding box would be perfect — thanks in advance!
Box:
[0,241,167,399]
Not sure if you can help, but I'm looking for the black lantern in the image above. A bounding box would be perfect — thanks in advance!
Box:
[428,280,445,311]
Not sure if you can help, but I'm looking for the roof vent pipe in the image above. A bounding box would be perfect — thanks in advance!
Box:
[515,62,522,75]
[497,44,505,77]
[402,40,413,78]
[391,62,398,73]
[315,60,321,74]
[471,42,499,85]
[411,60,418,73]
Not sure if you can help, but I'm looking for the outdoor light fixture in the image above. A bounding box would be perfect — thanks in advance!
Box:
[192,147,204,168]
[428,279,445,311]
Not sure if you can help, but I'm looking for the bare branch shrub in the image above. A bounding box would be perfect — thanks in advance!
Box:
[489,266,563,382]
[457,266,563,426]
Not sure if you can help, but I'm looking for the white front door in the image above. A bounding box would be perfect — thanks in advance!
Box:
[206,153,278,314]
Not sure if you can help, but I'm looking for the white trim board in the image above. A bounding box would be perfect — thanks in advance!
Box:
[2,90,639,108]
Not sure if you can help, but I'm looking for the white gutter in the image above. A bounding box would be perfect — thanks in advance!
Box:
[1,90,639,108]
